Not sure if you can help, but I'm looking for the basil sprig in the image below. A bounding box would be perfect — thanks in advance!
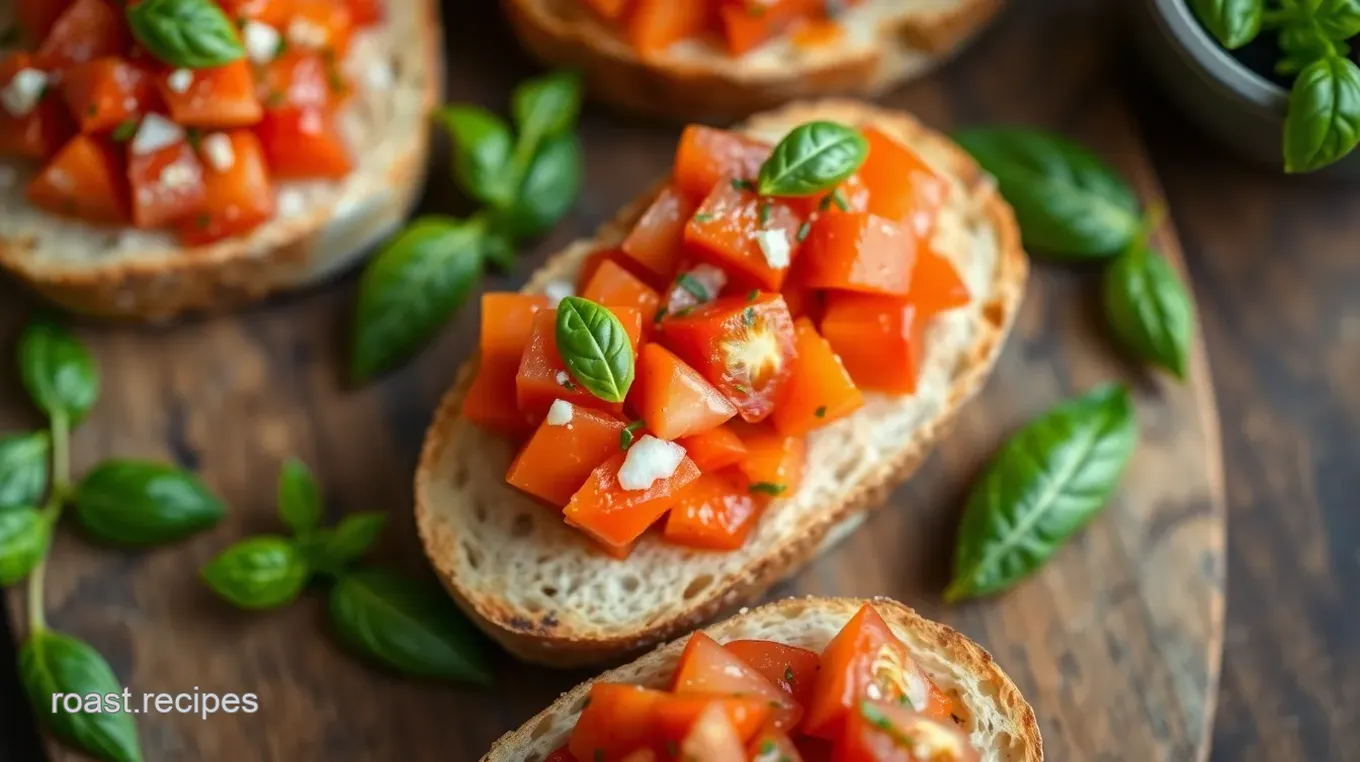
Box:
[556,297,636,403]
[0,431,49,509]
[1283,54,1360,173]
[126,0,245,69]
[0,508,51,586]
[946,385,1138,601]
[20,316,100,422]
[1103,243,1197,378]
[757,121,869,197]
[351,71,582,381]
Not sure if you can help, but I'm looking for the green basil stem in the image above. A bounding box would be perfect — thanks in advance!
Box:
[27,410,70,633]
[1127,200,1166,254]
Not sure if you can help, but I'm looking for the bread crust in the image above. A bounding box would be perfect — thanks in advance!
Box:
[0,0,444,322]
[482,597,1043,762]
[501,0,1005,121]
[415,100,1027,668]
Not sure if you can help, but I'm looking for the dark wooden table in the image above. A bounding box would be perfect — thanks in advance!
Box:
[0,1,1356,760]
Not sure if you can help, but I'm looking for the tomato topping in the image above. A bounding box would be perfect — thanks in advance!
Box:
[35,0,128,70]
[772,318,864,436]
[461,294,549,438]
[685,182,806,291]
[128,140,208,229]
[580,0,632,20]
[819,294,927,395]
[256,105,352,179]
[859,127,949,239]
[463,365,536,440]
[506,405,628,508]
[569,683,665,762]
[626,0,713,57]
[663,262,726,316]
[633,343,737,441]
[543,746,576,762]
[346,0,385,26]
[563,452,700,551]
[736,431,804,498]
[662,470,762,551]
[258,51,347,112]
[621,183,694,285]
[516,306,644,421]
[804,604,957,740]
[61,57,159,134]
[0,55,73,160]
[748,728,806,762]
[27,134,126,224]
[287,0,356,56]
[834,703,977,762]
[797,737,837,762]
[672,632,803,731]
[653,694,772,748]
[16,0,74,45]
[177,130,273,243]
[673,125,770,203]
[218,0,297,25]
[906,249,971,316]
[678,702,749,762]
[157,61,262,128]
[719,0,821,55]
[662,294,797,423]
[677,424,747,472]
[582,259,663,341]
[801,213,921,297]
[783,172,872,219]
[724,639,821,707]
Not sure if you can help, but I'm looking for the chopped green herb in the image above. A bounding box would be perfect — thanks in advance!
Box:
[274,35,289,58]
[111,119,140,142]
[758,202,772,225]
[266,91,285,107]
[784,665,795,682]
[743,307,756,327]
[750,482,786,496]
[830,188,849,211]
[694,212,715,223]
[796,220,812,242]
[761,739,776,754]
[654,305,668,324]
[815,406,827,418]
[561,378,577,391]
[818,194,834,211]
[186,127,204,150]
[675,306,695,318]
[731,178,756,192]
[620,421,646,450]
[747,289,759,302]
[677,273,710,301]
[732,383,748,393]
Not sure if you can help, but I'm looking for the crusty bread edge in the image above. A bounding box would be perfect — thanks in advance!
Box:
[0,0,444,322]
[414,99,1028,667]
[501,0,1005,121]
[481,597,1043,762]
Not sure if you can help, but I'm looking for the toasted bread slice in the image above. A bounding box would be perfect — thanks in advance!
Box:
[415,100,1027,668]
[0,1,443,321]
[482,597,1043,762]
[502,0,1004,121]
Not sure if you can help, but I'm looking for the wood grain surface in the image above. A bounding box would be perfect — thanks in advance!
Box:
[18,0,1355,759]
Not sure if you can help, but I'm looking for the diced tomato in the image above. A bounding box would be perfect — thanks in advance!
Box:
[662,470,762,551]
[819,293,926,395]
[583,259,663,341]
[290,0,355,56]
[672,632,802,731]
[686,183,806,292]
[516,306,644,421]
[797,737,837,762]
[61,57,160,134]
[36,0,128,70]
[506,405,627,508]
[16,0,74,46]
[677,425,747,472]
[804,604,957,740]
[218,0,296,25]
[719,0,820,55]
[626,0,712,57]
[633,343,736,441]
[564,451,700,550]
[27,135,126,224]
[346,0,384,25]
[772,318,864,436]
[736,431,804,498]
[673,126,770,203]
[801,213,920,297]
[859,127,949,239]
[662,294,796,423]
[462,293,550,439]
[128,141,208,229]
[581,0,632,19]
[576,249,612,294]
[678,703,749,762]
[621,183,694,285]
[782,172,872,219]
[0,55,73,160]
[178,130,273,243]
[723,639,821,707]
[653,694,772,748]
[748,728,805,762]
[543,746,576,762]
[834,702,978,762]
[907,249,971,316]
[158,61,263,128]
[257,51,348,112]
[462,364,536,440]
[256,106,352,179]
[662,262,726,316]
[569,683,664,762]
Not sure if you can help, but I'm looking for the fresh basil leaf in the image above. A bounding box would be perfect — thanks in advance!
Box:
[0,431,48,509]
[1103,246,1196,379]
[438,105,515,207]
[72,461,224,547]
[202,536,309,610]
[350,217,484,380]
[1190,0,1264,49]
[1283,54,1360,173]
[945,384,1138,601]
[0,508,50,586]
[757,121,869,197]
[20,630,142,762]
[954,128,1141,258]
[126,0,245,69]
[278,459,322,535]
[315,512,386,568]
[495,133,582,241]
[1312,0,1360,40]
[19,318,100,423]
[328,567,492,685]
[555,297,635,403]
[511,70,582,152]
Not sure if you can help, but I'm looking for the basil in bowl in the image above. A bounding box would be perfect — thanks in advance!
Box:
[1132,0,1360,177]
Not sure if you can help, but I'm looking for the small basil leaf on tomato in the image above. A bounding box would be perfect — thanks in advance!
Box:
[126,0,246,69]
[438,105,515,208]
[1283,54,1360,173]
[757,121,869,197]
[555,297,635,403]
[18,318,100,424]
[1188,0,1263,49]
[1102,245,1196,379]
[72,460,225,547]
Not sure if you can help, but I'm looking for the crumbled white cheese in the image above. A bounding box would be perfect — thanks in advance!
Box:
[365,62,394,91]
[756,228,791,270]
[130,114,184,156]
[159,161,197,191]
[277,188,305,217]
[288,18,330,49]
[242,21,282,65]
[555,371,571,387]
[201,133,235,172]
[543,280,574,306]
[1,69,47,117]
[545,400,574,427]
[166,68,194,94]
[617,436,686,491]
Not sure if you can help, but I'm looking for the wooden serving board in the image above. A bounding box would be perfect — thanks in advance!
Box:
[0,1,1223,760]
